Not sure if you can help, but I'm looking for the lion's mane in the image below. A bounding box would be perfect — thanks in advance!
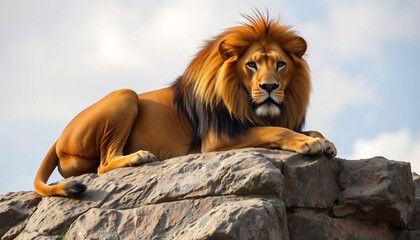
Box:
[172,12,310,148]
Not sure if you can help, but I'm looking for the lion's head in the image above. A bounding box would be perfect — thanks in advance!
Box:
[173,12,310,148]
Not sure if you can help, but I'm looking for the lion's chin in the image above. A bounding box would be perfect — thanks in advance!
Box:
[255,103,280,118]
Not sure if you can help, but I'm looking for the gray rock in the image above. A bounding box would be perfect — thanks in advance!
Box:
[24,174,114,235]
[66,196,288,240]
[413,172,420,198]
[282,154,340,208]
[0,191,41,240]
[98,149,284,209]
[288,212,396,240]
[409,173,420,230]
[336,157,415,227]
[0,148,417,239]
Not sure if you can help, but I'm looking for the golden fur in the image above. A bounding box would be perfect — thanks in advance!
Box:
[34,12,336,197]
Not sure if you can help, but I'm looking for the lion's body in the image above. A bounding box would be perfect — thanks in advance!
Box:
[59,88,194,166]
[34,12,336,197]
[126,88,198,160]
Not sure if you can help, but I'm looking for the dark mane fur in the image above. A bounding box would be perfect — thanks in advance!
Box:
[172,78,253,149]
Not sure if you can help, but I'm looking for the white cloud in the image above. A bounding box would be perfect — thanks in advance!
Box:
[327,0,420,60]
[0,0,243,123]
[350,129,420,174]
[305,67,379,134]
[297,0,420,134]
[298,20,380,134]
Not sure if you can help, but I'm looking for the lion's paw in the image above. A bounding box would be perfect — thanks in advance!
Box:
[296,137,337,158]
[130,150,157,165]
[298,137,328,155]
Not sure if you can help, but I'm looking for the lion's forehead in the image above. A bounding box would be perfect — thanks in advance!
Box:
[247,43,289,63]
[251,51,281,65]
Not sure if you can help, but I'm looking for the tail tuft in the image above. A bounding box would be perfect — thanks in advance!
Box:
[64,181,87,198]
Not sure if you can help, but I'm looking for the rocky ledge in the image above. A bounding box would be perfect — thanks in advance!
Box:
[1,148,419,239]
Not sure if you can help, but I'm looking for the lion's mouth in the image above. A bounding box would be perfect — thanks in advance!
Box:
[254,97,280,107]
[253,97,281,117]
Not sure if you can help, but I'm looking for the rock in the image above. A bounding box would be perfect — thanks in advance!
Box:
[413,173,420,197]
[282,154,340,208]
[408,231,420,240]
[84,149,283,209]
[0,191,41,240]
[0,148,418,239]
[66,196,288,240]
[409,173,420,230]
[287,212,396,240]
[20,173,120,238]
[336,157,415,227]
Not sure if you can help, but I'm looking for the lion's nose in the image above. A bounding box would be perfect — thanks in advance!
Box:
[259,83,279,93]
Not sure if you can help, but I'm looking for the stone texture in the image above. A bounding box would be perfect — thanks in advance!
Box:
[287,212,396,240]
[24,174,115,236]
[409,173,420,230]
[66,196,288,240]
[336,157,415,227]
[0,191,41,240]
[82,148,283,210]
[414,173,420,197]
[282,154,340,208]
[0,148,418,239]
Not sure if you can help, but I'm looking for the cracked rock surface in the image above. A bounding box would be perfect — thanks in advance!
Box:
[1,148,418,239]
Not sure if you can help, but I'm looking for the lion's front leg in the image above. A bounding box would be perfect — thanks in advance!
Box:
[201,127,335,158]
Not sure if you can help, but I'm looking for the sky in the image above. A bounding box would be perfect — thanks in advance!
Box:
[0,0,419,195]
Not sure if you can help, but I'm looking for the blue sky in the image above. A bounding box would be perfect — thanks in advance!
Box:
[0,0,419,194]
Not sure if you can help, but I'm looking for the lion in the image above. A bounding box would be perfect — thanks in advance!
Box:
[34,12,336,197]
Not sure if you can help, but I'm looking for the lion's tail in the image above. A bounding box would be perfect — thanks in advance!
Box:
[34,141,86,197]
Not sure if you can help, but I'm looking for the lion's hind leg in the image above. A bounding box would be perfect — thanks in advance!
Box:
[58,156,99,178]
[94,89,157,174]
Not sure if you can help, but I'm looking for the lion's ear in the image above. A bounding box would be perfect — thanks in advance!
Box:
[286,37,307,59]
[218,40,235,60]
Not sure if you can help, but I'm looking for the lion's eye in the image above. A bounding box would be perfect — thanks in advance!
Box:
[246,62,257,70]
[277,61,286,71]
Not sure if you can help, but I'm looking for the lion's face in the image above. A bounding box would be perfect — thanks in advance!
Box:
[236,43,294,118]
